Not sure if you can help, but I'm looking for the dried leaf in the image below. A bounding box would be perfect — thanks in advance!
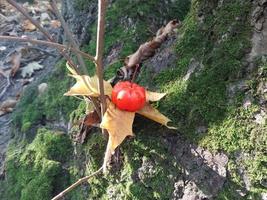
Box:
[146,91,166,102]
[0,99,17,116]
[100,102,135,152]
[10,51,22,77]
[84,110,100,126]
[22,20,36,32]
[111,20,181,85]
[21,62,44,78]
[64,75,113,97]
[50,20,61,28]
[137,103,176,129]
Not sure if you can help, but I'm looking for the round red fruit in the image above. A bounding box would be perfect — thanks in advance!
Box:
[111,81,146,112]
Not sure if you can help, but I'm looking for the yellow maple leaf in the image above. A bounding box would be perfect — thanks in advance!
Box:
[64,75,113,97]
[100,90,175,153]
[65,62,113,97]
[66,62,78,75]
[100,102,135,152]
[137,103,176,129]
[146,91,166,102]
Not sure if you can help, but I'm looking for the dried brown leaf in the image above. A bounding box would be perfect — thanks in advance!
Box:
[50,20,61,28]
[100,102,135,152]
[0,99,17,116]
[22,20,36,32]
[10,51,22,77]
[84,110,100,127]
[137,103,176,129]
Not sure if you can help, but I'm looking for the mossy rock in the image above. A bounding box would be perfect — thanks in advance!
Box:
[2,128,73,200]
[12,60,79,136]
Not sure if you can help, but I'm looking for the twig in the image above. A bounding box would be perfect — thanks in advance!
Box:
[95,0,107,117]
[131,64,140,82]
[49,0,89,75]
[49,0,102,119]
[6,0,82,73]
[51,166,103,200]
[27,46,56,57]
[6,0,53,40]
[0,36,96,63]
[103,139,113,173]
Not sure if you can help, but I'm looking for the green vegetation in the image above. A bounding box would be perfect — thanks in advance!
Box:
[12,60,79,134]
[68,127,180,200]
[80,0,190,79]
[1,0,266,199]
[155,0,252,137]
[1,128,73,200]
[148,0,266,197]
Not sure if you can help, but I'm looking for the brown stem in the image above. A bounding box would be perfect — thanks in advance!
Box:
[49,0,89,75]
[49,0,101,120]
[95,0,107,117]
[131,64,140,83]
[51,167,103,200]
[0,36,96,63]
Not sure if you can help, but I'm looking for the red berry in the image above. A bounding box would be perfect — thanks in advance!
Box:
[111,81,146,112]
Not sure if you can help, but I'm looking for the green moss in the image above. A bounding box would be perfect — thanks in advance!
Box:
[12,60,79,133]
[69,127,180,199]
[82,0,190,80]
[154,0,252,137]
[148,0,266,196]
[2,128,73,200]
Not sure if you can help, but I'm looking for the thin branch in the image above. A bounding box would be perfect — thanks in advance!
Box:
[0,36,96,63]
[103,139,113,173]
[95,0,107,117]
[6,0,53,41]
[6,0,81,73]
[49,0,103,120]
[49,0,89,75]
[51,166,103,200]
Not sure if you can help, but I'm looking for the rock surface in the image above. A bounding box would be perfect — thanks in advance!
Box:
[0,0,60,178]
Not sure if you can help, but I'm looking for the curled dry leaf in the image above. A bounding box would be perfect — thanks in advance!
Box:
[100,102,135,152]
[146,91,166,102]
[111,20,181,85]
[10,51,22,77]
[0,99,17,116]
[137,103,176,129]
[50,20,61,28]
[84,110,100,127]
[22,19,36,32]
[65,75,113,97]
